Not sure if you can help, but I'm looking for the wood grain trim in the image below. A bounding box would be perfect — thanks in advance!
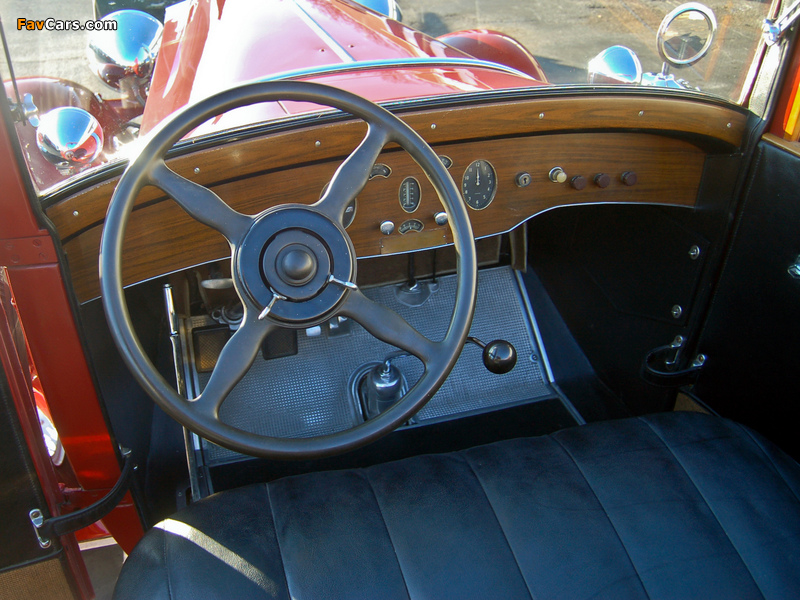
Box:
[763,132,800,157]
[47,95,744,242]
[62,131,705,303]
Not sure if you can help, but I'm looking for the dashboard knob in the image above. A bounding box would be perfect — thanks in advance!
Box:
[434,211,448,226]
[621,171,638,186]
[570,175,587,190]
[594,173,611,188]
[549,167,567,183]
[380,220,395,235]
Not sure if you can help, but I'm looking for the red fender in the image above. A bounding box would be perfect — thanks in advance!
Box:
[437,29,548,82]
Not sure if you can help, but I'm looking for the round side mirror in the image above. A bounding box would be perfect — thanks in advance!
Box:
[657,3,717,67]
[87,10,163,102]
[587,46,643,85]
[36,107,104,174]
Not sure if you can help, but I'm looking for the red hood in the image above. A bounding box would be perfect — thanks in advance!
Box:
[141,0,541,133]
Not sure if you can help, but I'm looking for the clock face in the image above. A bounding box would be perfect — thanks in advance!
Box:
[462,160,497,210]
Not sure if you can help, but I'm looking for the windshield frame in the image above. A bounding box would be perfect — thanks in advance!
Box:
[0,0,777,200]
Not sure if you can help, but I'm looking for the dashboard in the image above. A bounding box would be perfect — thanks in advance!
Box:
[44,94,747,304]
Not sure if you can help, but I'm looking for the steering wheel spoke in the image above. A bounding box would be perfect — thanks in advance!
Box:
[191,315,275,419]
[340,290,439,364]
[149,161,253,244]
[315,125,390,225]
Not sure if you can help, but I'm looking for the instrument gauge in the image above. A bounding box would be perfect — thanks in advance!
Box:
[399,219,424,234]
[369,163,392,179]
[462,159,497,210]
[320,183,357,229]
[399,177,421,213]
[342,198,357,229]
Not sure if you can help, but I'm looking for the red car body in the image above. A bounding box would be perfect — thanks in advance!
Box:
[142,0,544,132]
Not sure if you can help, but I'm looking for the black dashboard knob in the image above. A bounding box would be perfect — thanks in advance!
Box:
[594,173,611,188]
[571,175,587,190]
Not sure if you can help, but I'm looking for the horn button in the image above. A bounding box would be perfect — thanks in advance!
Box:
[278,246,317,285]
[261,231,330,300]
[237,207,355,324]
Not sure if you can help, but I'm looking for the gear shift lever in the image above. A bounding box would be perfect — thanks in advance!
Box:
[359,338,517,419]
[360,351,408,418]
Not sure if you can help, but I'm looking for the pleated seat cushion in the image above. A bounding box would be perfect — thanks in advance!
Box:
[114,412,800,599]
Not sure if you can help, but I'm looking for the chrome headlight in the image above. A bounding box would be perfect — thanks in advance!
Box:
[36,107,104,173]
[88,10,163,99]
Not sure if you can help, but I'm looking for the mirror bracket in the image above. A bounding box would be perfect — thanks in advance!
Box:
[763,0,800,46]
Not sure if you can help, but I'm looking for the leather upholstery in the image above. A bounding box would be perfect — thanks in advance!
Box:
[114,412,800,599]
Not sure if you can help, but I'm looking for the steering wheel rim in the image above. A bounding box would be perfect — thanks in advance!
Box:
[100,81,477,459]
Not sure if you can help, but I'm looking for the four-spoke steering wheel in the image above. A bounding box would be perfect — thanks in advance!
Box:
[100,82,477,459]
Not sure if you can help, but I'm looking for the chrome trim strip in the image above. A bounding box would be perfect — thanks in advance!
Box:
[259,57,534,83]
[513,269,555,385]
[290,0,356,63]
[551,382,588,425]
[163,284,207,500]
[513,270,586,426]
[360,199,696,260]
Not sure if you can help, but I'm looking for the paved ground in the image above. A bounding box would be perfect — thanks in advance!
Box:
[1,0,95,87]
[1,0,772,103]
[401,0,771,99]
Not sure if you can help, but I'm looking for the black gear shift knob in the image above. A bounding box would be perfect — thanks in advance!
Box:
[482,340,517,374]
[467,337,517,374]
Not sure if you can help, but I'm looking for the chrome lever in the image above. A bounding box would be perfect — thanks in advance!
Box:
[328,275,358,290]
[258,290,287,320]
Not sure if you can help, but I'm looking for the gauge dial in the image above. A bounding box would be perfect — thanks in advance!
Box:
[369,163,392,179]
[399,219,424,234]
[399,177,421,213]
[462,159,497,210]
[342,198,357,229]
[319,183,357,228]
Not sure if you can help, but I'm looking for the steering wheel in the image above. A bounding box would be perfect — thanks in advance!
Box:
[100,81,477,459]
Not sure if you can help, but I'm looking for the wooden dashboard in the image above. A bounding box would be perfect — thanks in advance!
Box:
[44,94,748,303]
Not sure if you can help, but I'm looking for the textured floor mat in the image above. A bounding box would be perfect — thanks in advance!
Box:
[195,266,554,465]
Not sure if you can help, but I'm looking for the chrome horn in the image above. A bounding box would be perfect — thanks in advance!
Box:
[36,107,104,174]
[87,10,163,104]
[587,46,643,85]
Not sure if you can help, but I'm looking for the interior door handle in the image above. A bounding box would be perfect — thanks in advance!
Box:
[788,255,800,278]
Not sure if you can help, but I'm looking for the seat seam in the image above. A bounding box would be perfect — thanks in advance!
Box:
[360,470,412,600]
[461,452,536,600]
[552,434,651,600]
[264,483,292,600]
[735,422,800,505]
[163,527,174,600]
[641,417,766,600]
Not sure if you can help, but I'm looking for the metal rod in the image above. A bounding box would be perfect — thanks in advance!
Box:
[163,284,203,503]
[0,17,23,114]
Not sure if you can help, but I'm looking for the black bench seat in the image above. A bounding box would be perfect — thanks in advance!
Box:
[114,412,800,599]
